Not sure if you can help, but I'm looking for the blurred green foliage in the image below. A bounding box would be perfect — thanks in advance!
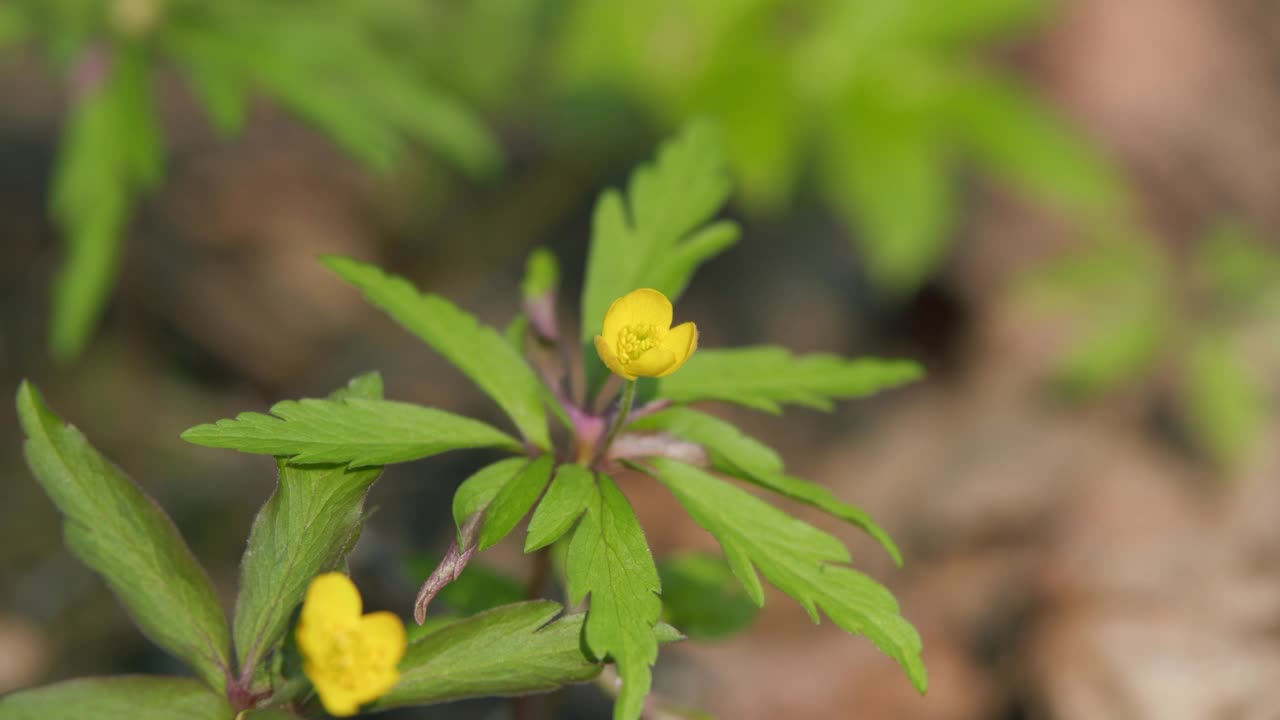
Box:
[1022,223,1280,470]
[4,0,498,360]
[556,0,1124,289]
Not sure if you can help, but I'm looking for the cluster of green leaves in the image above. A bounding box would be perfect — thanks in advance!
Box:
[11,127,926,719]
[2,0,495,360]
[1021,222,1280,470]
[556,0,1123,290]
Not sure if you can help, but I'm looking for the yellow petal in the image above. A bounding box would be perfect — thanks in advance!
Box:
[315,686,361,717]
[357,611,408,669]
[626,347,677,378]
[602,288,673,342]
[301,573,362,631]
[655,322,698,377]
[595,334,635,380]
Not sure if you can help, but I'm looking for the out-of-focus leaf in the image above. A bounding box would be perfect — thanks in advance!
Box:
[1197,221,1280,310]
[632,407,903,565]
[49,44,162,360]
[17,383,231,691]
[648,459,926,694]
[0,5,29,49]
[659,553,758,640]
[0,676,233,720]
[824,81,954,291]
[1183,335,1266,470]
[656,347,922,412]
[521,247,560,302]
[946,72,1121,219]
[324,256,551,450]
[181,397,520,466]
[567,473,662,720]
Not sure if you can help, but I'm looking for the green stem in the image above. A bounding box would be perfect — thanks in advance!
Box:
[594,380,637,466]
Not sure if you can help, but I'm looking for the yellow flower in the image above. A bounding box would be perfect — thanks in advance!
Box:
[594,288,697,380]
[296,573,406,717]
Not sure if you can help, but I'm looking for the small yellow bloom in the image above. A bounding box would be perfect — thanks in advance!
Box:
[594,288,697,380]
[296,573,406,717]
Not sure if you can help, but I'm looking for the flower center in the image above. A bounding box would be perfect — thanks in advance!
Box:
[616,324,660,366]
[316,623,387,692]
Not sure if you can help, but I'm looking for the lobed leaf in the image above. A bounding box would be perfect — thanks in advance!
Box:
[567,474,662,720]
[656,346,922,413]
[580,121,740,343]
[478,454,555,551]
[648,459,927,694]
[374,601,600,709]
[525,463,597,552]
[17,382,232,691]
[181,397,520,467]
[0,676,233,720]
[632,407,902,565]
[323,255,551,450]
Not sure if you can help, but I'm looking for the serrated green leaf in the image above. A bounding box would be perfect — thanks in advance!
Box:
[479,454,555,551]
[525,463,596,552]
[323,255,551,450]
[452,457,529,533]
[0,676,233,720]
[374,601,600,708]
[580,122,740,343]
[567,473,662,720]
[234,460,383,676]
[659,553,758,640]
[631,407,902,565]
[16,383,231,691]
[181,397,520,467]
[1183,335,1266,470]
[656,347,923,412]
[648,458,927,694]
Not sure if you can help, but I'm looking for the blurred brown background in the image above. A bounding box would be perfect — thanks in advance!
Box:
[2,1,1279,718]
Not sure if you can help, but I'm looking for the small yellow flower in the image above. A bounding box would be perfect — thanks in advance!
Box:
[296,573,406,717]
[594,288,697,380]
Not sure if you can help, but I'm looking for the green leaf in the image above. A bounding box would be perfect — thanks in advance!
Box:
[234,459,383,676]
[1183,335,1266,470]
[0,676,234,720]
[323,255,551,450]
[16,382,232,691]
[0,5,29,50]
[181,397,520,467]
[49,44,163,360]
[648,458,927,694]
[656,347,923,412]
[946,72,1121,219]
[567,473,662,720]
[525,463,597,552]
[521,247,561,301]
[478,454,555,551]
[452,457,528,533]
[325,370,384,403]
[825,81,953,291]
[374,601,601,708]
[580,121,740,343]
[659,553,758,640]
[631,407,902,565]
